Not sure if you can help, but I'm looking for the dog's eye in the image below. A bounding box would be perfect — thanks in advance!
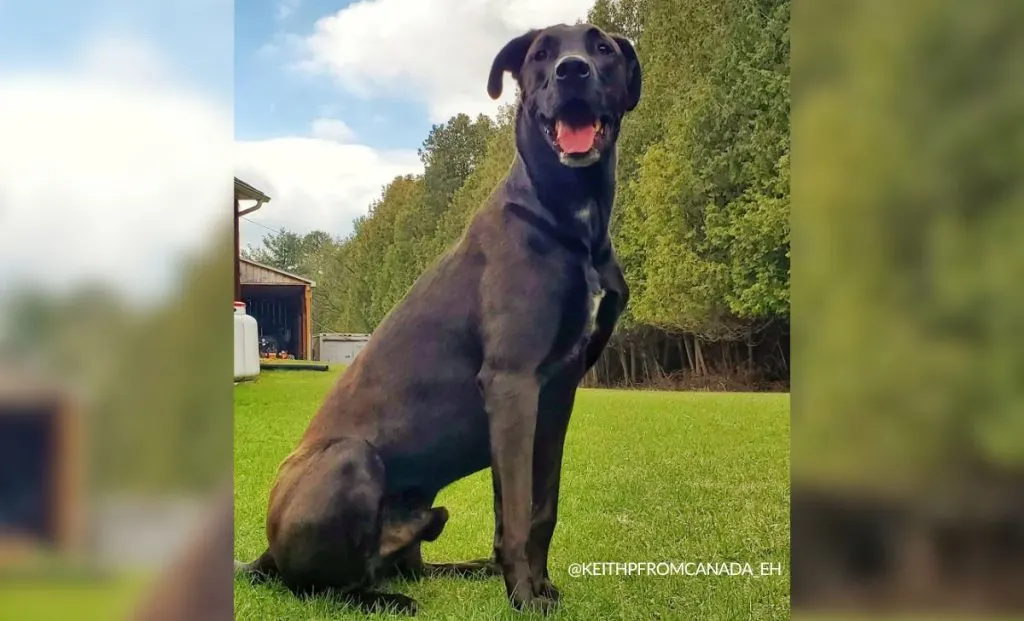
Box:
[533,50,548,62]
[597,43,613,55]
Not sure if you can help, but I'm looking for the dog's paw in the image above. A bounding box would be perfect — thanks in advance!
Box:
[509,592,559,615]
[420,506,449,542]
[384,593,419,616]
[344,590,419,616]
[366,592,419,616]
[534,578,561,602]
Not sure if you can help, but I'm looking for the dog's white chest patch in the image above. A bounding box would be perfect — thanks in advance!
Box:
[584,265,604,337]
[586,288,605,336]
[554,268,604,374]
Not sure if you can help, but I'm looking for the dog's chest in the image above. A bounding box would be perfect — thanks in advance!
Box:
[542,262,604,379]
[562,264,604,365]
[573,204,604,338]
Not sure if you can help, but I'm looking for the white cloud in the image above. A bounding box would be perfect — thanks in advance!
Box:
[234,137,422,247]
[310,117,356,142]
[0,36,231,300]
[297,0,595,122]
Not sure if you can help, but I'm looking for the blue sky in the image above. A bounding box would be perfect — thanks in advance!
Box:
[235,0,433,151]
[0,0,232,102]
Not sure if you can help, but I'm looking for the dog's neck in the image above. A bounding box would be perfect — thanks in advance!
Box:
[502,107,617,254]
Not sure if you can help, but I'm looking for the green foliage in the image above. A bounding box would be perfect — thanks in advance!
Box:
[612,0,790,338]
[588,0,648,41]
[793,0,1024,485]
[91,238,234,492]
[242,229,306,273]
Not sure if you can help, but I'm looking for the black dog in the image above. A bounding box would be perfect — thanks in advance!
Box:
[235,23,641,615]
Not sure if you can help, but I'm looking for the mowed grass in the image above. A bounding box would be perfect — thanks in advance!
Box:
[0,574,150,621]
[235,368,790,620]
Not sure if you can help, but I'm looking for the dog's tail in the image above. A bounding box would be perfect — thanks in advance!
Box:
[234,548,278,584]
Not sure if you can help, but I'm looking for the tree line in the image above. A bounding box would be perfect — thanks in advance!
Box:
[245,0,790,389]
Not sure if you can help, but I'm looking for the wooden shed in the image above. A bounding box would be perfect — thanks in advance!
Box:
[234,177,271,302]
[239,258,315,360]
[0,368,85,564]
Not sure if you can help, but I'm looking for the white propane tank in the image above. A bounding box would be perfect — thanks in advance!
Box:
[234,301,260,380]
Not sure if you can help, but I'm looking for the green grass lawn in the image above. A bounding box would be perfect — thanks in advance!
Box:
[0,574,152,621]
[234,368,790,620]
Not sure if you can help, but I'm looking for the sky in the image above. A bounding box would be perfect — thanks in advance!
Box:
[0,0,597,300]
[234,0,598,250]
[0,0,234,300]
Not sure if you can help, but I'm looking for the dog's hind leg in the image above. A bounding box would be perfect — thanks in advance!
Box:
[379,506,449,560]
[289,583,419,615]
[424,558,501,578]
[268,438,420,614]
[376,506,451,580]
[343,590,419,615]
[236,545,418,615]
[375,505,500,581]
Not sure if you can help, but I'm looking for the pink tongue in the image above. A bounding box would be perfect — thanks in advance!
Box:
[555,122,596,154]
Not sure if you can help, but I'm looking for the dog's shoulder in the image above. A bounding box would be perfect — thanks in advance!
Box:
[460,198,531,245]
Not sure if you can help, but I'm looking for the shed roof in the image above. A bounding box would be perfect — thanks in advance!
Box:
[234,177,271,203]
[239,258,316,287]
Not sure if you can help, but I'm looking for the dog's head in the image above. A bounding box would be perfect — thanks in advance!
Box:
[488,23,642,168]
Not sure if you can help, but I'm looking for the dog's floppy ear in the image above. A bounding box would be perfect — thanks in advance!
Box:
[612,35,642,111]
[487,29,540,100]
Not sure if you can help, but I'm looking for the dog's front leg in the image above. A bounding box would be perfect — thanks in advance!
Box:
[480,366,553,613]
[527,371,580,602]
[490,465,504,566]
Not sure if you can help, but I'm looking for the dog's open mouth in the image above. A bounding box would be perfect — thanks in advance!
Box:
[555,120,603,154]
[542,100,610,167]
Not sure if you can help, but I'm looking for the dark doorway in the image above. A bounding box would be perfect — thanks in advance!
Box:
[0,408,57,544]
[241,286,305,359]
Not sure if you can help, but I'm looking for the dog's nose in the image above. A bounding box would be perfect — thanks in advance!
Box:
[555,55,591,81]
